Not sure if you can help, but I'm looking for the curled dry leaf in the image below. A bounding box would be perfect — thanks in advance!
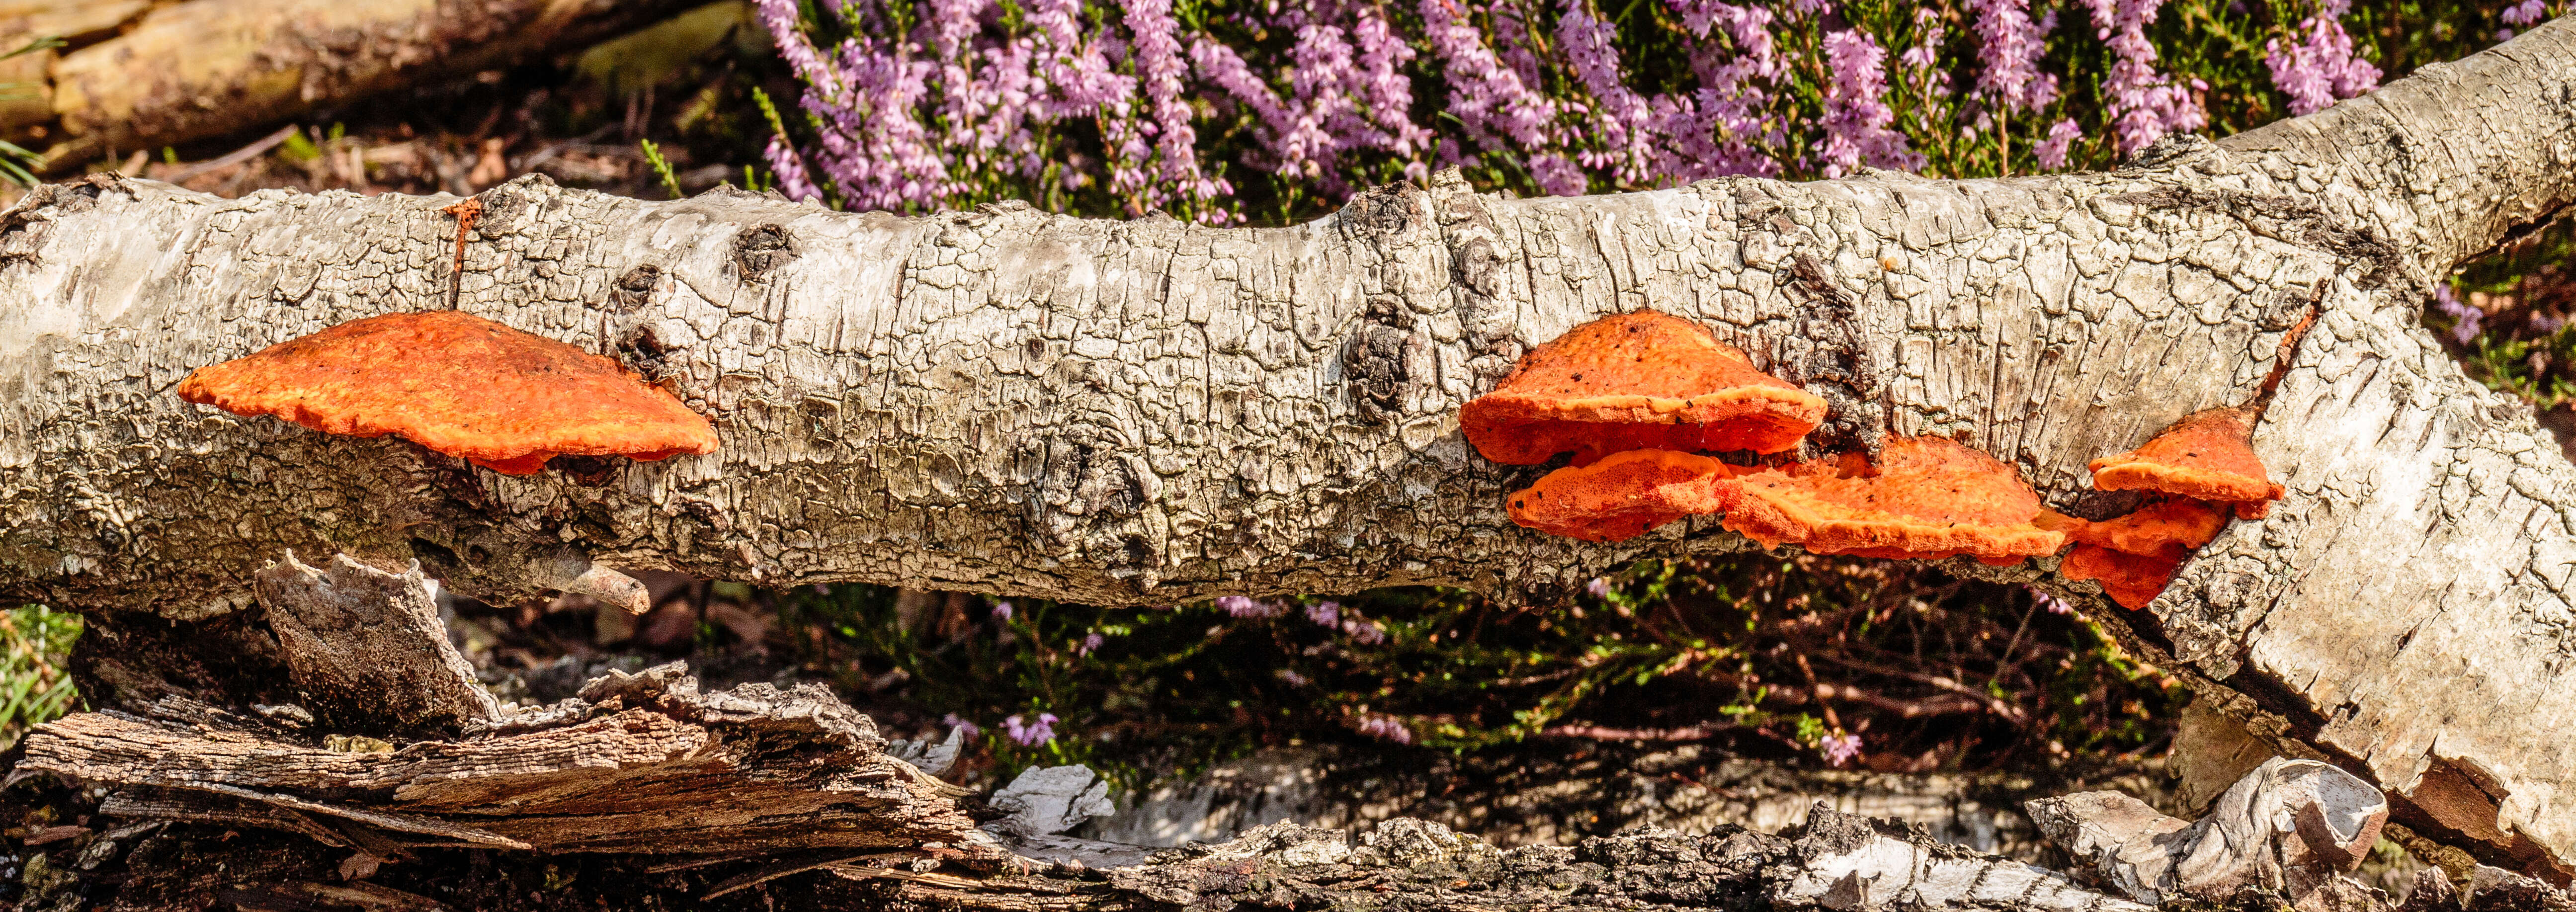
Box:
[1461,310,1825,466]
[177,311,718,475]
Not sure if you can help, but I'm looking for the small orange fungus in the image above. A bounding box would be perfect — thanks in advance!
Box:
[1722,436,2065,565]
[2048,497,2230,557]
[178,311,719,475]
[1461,310,1826,465]
[1505,449,1736,543]
[2059,544,2185,610]
[2089,405,2284,507]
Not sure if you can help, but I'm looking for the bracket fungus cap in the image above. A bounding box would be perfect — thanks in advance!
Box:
[2089,406,2285,506]
[2059,543,2185,610]
[1505,449,1736,543]
[178,311,719,475]
[1722,436,2065,564]
[2041,497,2230,558]
[1461,310,1826,465]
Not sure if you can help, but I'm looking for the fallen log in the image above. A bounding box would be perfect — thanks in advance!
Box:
[0,0,703,167]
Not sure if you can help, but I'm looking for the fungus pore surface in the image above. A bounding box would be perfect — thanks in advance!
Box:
[1504,449,1735,542]
[178,311,720,475]
[1722,436,2065,565]
[2059,544,2184,610]
[1461,310,1826,465]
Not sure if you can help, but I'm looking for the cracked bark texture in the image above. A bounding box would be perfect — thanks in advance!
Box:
[7,10,2576,886]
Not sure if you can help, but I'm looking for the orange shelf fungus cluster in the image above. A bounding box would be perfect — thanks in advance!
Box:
[1467,310,2065,559]
[2051,406,2284,608]
[1466,311,2286,610]
[178,311,719,475]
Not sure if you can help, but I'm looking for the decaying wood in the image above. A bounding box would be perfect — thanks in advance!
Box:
[253,551,498,737]
[18,665,1000,857]
[0,0,700,164]
[10,10,2576,888]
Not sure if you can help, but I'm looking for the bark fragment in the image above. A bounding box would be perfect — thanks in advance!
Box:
[252,551,498,737]
[2027,756,2388,906]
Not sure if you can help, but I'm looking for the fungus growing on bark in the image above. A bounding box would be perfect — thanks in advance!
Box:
[2042,498,2230,558]
[2058,545,2184,610]
[177,311,719,475]
[2089,405,2284,517]
[1505,449,1735,542]
[1461,310,1827,466]
[2055,406,2288,608]
[1720,436,2066,565]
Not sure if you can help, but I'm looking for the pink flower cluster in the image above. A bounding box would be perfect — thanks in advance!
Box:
[1004,712,1061,746]
[2263,0,2381,116]
[755,0,2378,213]
[2084,0,2209,155]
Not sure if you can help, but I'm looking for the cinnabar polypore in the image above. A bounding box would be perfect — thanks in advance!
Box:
[2055,406,2287,608]
[2088,405,2284,517]
[2058,544,2182,611]
[1505,449,1735,543]
[1721,436,2066,565]
[178,311,719,475]
[1461,310,1826,466]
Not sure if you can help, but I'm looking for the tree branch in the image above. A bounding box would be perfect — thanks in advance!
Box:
[6,13,2576,881]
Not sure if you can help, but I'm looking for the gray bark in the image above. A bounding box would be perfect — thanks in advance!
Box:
[7,10,2576,888]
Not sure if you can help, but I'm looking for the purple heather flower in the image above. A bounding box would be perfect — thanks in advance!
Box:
[1527,153,1587,196]
[2502,0,2548,25]
[1216,595,1286,618]
[941,713,983,741]
[1276,668,1311,686]
[2434,284,2483,344]
[1077,632,1106,656]
[1419,0,1561,157]
[1821,731,1863,767]
[1355,714,1415,744]
[1341,618,1388,645]
[1003,712,1060,746]
[1585,578,1612,598]
[992,600,1014,621]
[2084,0,2208,155]
[1817,29,1923,176]
[1305,600,1343,626]
[2035,118,2082,169]
[1969,0,2061,113]
[2265,5,2381,116]
[1120,0,1220,213]
[2029,587,2075,615]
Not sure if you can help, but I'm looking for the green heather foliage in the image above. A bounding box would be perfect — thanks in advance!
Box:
[0,606,80,749]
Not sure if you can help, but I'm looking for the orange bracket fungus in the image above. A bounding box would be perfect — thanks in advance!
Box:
[1468,313,2061,562]
[1461,310,1827,466]
[1720,436,2066,565]
[1505,449,1734,543]
[2060,405,2287,608]
[2087,405,2284,517]
[178,310,719,476]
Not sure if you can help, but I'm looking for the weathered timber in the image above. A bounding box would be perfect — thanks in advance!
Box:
[17,664,1001,856]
